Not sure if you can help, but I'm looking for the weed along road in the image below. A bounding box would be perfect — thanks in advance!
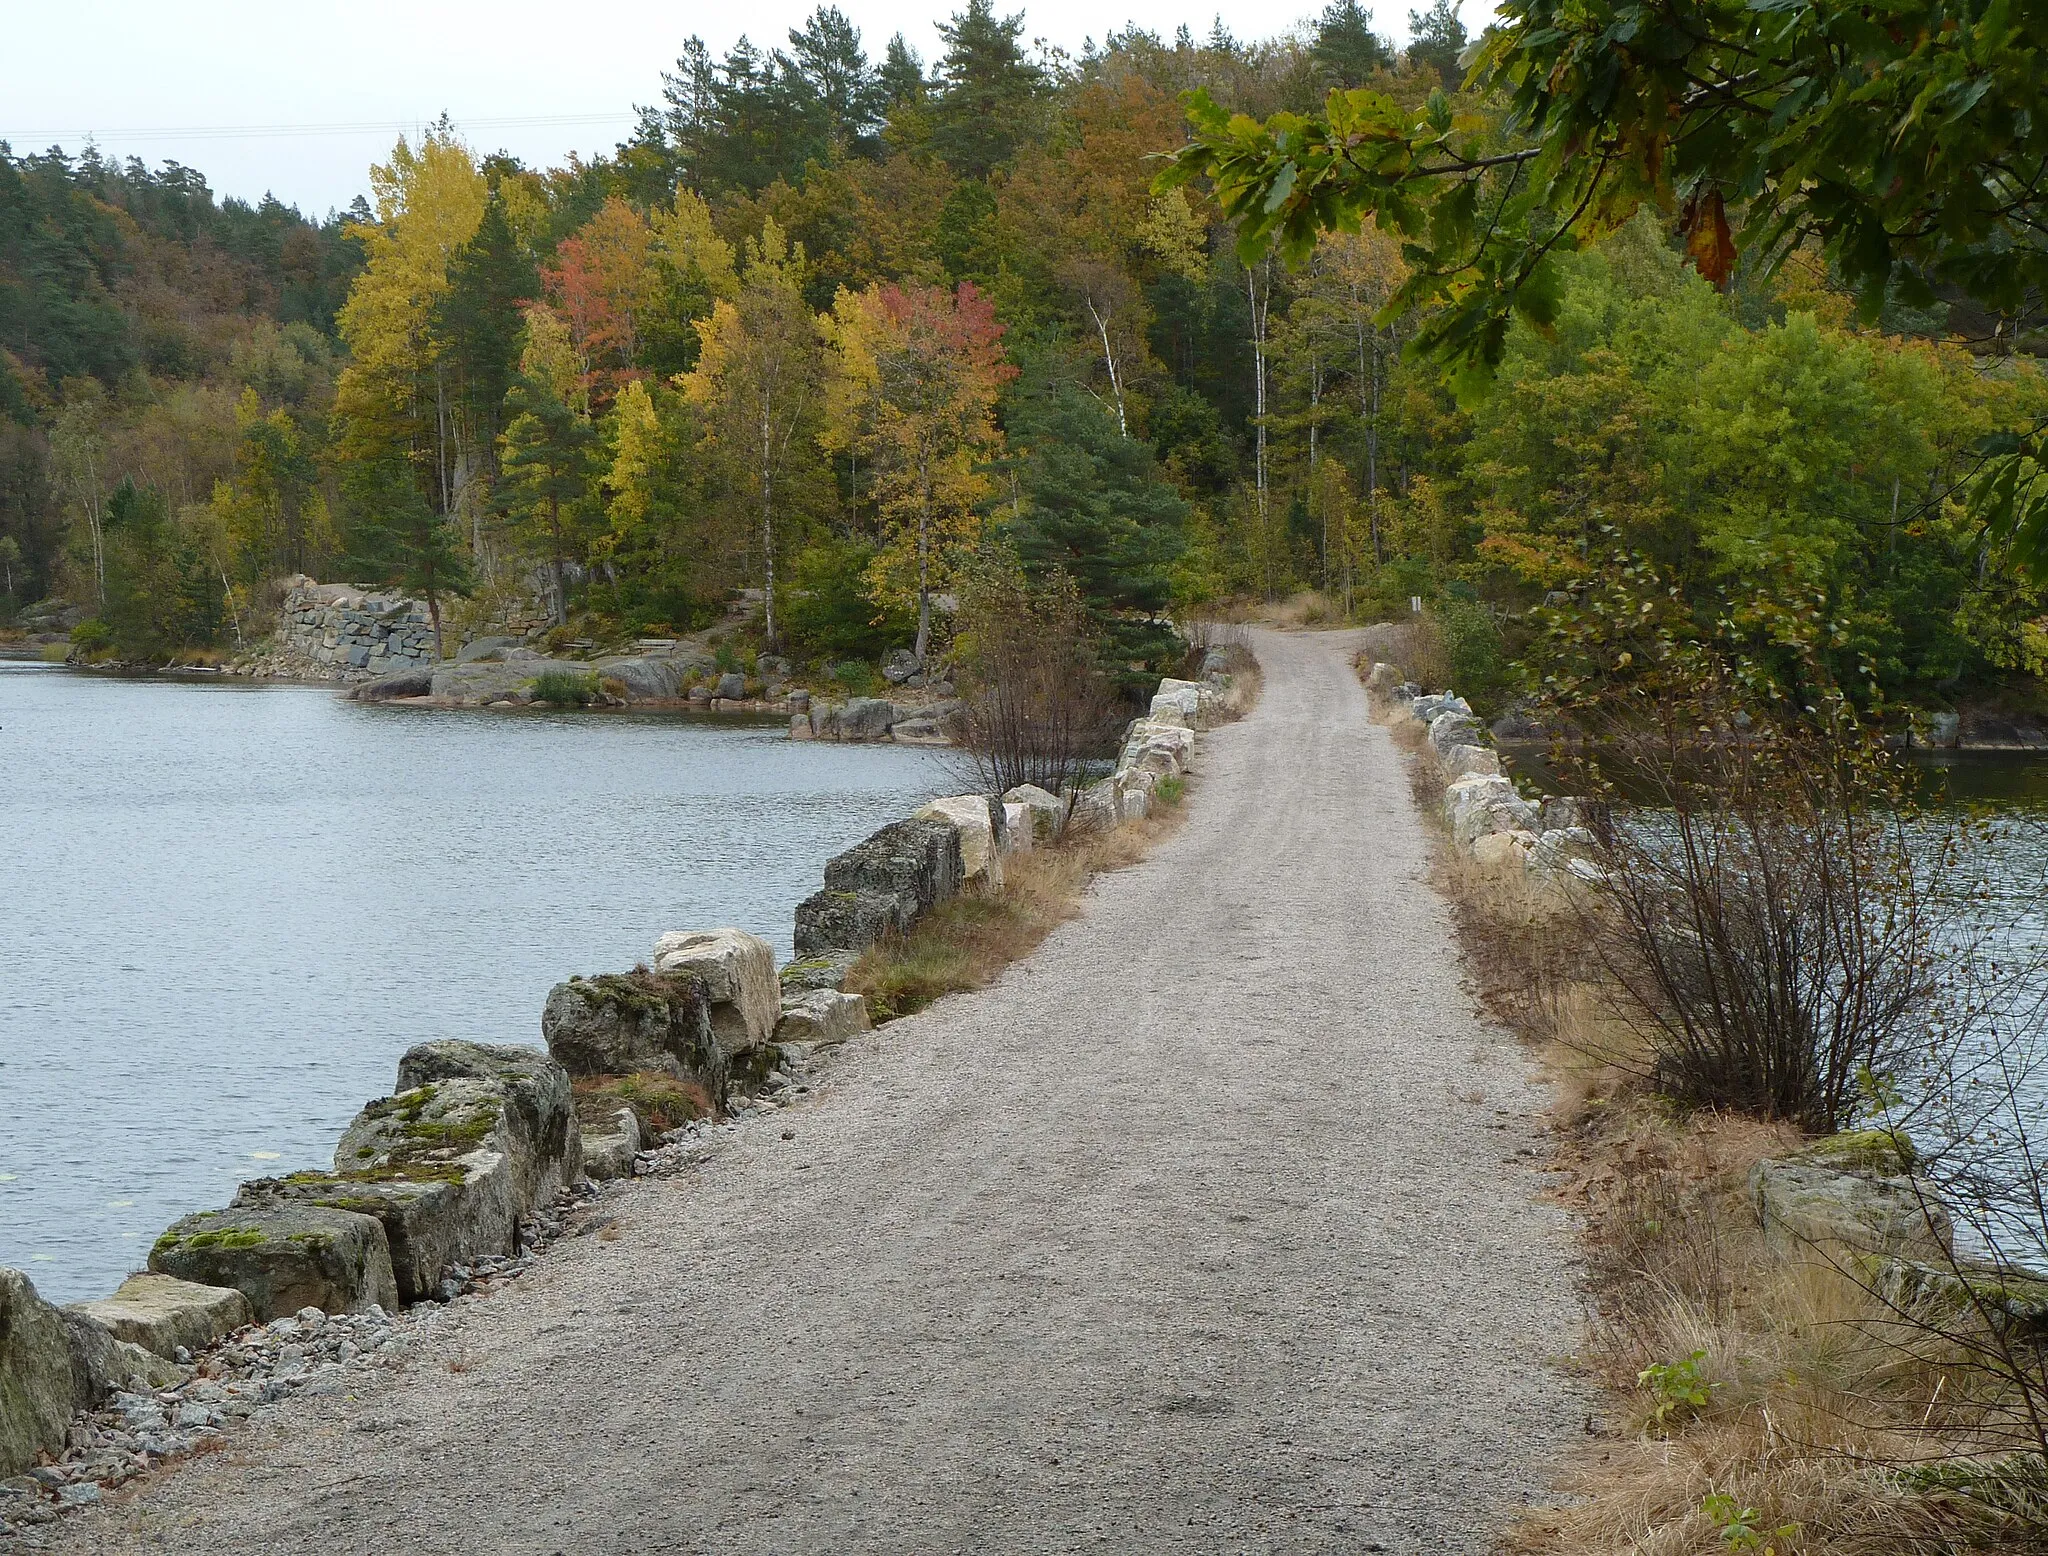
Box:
[49,627,1582,1556]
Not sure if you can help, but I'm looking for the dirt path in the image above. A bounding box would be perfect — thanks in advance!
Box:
[51,627,1582,1556]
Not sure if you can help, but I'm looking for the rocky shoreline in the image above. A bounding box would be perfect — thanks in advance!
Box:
[0,658,1236,1541]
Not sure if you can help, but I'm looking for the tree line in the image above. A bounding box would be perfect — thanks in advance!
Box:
[2,0,2043,713]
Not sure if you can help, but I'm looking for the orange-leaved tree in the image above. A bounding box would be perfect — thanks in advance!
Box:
[821,281,1015,666]
[544,196,654,409]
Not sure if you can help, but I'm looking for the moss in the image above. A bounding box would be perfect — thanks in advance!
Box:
[286,1231,333,1249]
[1802,1127,1917,1176]
[185,1228,267,1251]
[151,1233,182,1257]
[575,1071,709,1133]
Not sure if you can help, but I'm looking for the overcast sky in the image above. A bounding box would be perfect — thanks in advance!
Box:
[2,0,1485,218]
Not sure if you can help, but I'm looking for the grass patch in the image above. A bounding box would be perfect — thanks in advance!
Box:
[574,1072,711,1136]
[532,668,599,706]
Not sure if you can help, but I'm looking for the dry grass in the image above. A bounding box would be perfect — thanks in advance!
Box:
[573,1072,712,1136]
[846,781,1193,1024]
[1360,656,2048,1555]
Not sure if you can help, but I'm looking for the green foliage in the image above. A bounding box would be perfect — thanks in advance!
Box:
[1700,1493,1796,1553]
[783,535,915,661]
[98,479,225,661]
[532,669,599,705]
[1639,1350,1715,1432]
[1430,597,1507,716]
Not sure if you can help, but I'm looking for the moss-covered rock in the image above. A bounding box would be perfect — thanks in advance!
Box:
[148,1204,398,1319]
[541,969,725,1100]
[2,1266,78,1477]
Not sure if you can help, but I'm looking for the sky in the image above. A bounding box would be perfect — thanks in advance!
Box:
[1,0,1487,218]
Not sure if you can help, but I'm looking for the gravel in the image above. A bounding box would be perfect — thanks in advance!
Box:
[19,627,1584,1554]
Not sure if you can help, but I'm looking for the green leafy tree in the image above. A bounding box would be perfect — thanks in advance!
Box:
[500,372,598,625]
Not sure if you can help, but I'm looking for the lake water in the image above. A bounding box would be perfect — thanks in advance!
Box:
[0,665,950,1304]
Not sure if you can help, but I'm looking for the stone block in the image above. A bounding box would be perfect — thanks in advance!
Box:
[542,970,720,1091]
[65,1275,252,1361]
[774,989,871,1046]
[652,929,780,1054]
[794,818,963,956]
[1003,784,1065,841]
[916,795,1005,888]
[149,1204,398,1320]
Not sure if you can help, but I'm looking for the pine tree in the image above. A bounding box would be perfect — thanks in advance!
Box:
[500,374,597,626]
[929,0,1045,178]
[1312,0,1392,85]
[1405,0,1469,85]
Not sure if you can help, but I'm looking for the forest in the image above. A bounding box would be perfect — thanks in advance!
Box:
[2,0,2044,715]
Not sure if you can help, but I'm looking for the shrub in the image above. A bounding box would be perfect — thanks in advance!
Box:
[783,537,915,662]
[951,557,1122,796]
[829,659,880,697]
[532,669,598,706]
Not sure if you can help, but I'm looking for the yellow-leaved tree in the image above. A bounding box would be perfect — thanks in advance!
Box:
[821,281,1015,666]
[334,126,487,523]
[681,220,821,650]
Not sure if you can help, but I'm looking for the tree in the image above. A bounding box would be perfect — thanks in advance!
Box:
[822,280,1015,663]
[1404,0,1468,84]
[545,196,655,406]
[1312,0,1392,85]
[929,0,1046,178]
[432,191,538,554]
[334,127,486,532]
[500,312,598,625]
[683,221,824,649]
[1004,378,1187,679]
[341,457,473,656]
[1162,0,2048,557]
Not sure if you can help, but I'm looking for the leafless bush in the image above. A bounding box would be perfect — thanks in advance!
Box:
[949,559,1121,796]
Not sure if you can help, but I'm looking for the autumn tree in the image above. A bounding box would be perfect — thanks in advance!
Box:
[823,279,1014,663]
[333,127,487,539]
[545,196,655,406]
[682,220,823,649]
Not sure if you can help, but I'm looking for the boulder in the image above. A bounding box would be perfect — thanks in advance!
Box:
[1115,768,1155,821]
[652,929,780,1054]
[1471,829,1537,871]
[881,648,921,684]
[1440,743,1501,780]
[594,655,685,702]
[780,951,859,993]
[352,663,437,701]
[1120,719,1195,778]
[890,717,948,745]
[1750,1151,1951,1261]
[541,971,720,1090]
[246,1060,571,1306]
[1442,774,1541,849]
[392,1040,583,1206]
[428,658,588,707]
[774,989,872,1046]
[794,818,963,956]
[149,1204,398,1320]
[1150,677,1214,729]
[457,635,519,663]
[1001,801,1032,854]
[1491,710,1547,741]
[916,795,1006,888]
[1428,710,1487,756]
[2,1267,80,1477]
[1539,795,1590,833]
[579,1106,643,1183]
[1363,661,1404,697]
[715,671,747,700]
[1412,692,1470,723]
[1069,778,1120,833]
[64,1275,252,1362]
[790,713,815,740]
[1003,784,1065,842]
[836,697,896,741]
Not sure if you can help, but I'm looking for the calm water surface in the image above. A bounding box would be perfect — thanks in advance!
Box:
[0,665,949,1302]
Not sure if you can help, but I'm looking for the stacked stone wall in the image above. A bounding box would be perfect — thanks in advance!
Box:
[238,581,438,682]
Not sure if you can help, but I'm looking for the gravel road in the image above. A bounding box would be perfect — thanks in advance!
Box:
[48,626,1583,1555]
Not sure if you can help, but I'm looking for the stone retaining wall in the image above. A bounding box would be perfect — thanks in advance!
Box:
[236,581,439,683]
